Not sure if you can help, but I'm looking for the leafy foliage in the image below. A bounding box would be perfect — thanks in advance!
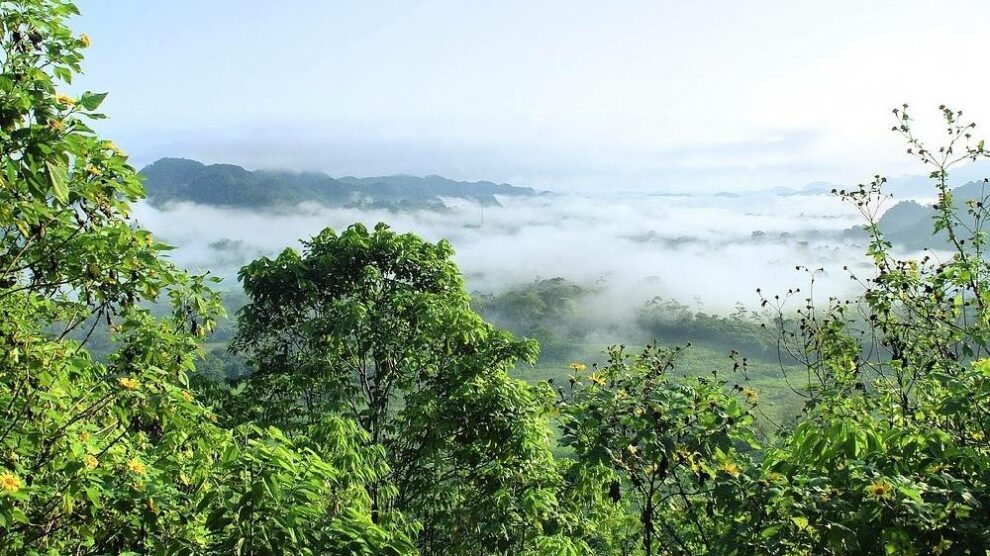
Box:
[750,106,990,554]
[0,2,413,553]
[229,223,565,554]
[559,346,763,554]
[6,1,990,554]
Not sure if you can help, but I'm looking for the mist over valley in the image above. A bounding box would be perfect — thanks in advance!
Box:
[136,158,877,309]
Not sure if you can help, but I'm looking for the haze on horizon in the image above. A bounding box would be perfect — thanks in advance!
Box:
[73,0,989,192]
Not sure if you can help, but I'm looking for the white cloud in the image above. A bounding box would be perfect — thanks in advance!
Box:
[134,191,870,317]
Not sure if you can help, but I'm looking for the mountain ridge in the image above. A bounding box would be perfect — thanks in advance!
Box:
[139,157,537,210]
[854,179,990,250]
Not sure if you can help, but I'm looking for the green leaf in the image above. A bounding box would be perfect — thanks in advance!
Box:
[46,160,68,203]
[897,484,923,504]
[10,508,29,524]
[78,91,108,111]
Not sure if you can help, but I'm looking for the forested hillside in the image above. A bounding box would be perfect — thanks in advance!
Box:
[871,179,990,250]
[3,2,990,555]
[140,157,536,210]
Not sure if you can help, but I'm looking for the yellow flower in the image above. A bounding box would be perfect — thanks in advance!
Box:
[84,454,98,470]
[588,373,606,387]
[79,33,91,48]
[49,119,64,131]
[55,94,75,106]
[688,458,702,475]
[0,471,21,493]
[106,141,125,156]
[867,479,892,499]
[118,377,140,390]
[127,459,146,475]
[720,460,741,478]
[78,431,90,442]
[741,387,758,402]
[86,165,101,177]
[568,362,587,371]
[181,390,193,402]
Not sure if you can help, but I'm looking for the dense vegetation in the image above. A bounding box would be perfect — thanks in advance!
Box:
[3,2,990,554]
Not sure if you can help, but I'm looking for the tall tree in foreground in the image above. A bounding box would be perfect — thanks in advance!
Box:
[0,2,414,554]
[231,223,570,555]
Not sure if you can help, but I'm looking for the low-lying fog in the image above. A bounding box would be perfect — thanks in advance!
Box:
[133,190,874,317]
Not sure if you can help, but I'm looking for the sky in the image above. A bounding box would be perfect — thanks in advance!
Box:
[71,0,990,192]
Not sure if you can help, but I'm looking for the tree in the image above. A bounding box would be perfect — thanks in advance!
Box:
[231,223,565,554]
[0,2,413,553]
[754,106,990,553]
[560,346,763,555]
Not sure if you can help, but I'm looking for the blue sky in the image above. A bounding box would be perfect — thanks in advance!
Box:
[71,1,990,192]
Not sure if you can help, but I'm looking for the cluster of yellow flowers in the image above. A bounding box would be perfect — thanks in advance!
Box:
[54,93,75,106]
[79,33,91,48]
[568,362,587,372]
[0,471,21,493]
[118,377,140,390]
[85,454,99,470]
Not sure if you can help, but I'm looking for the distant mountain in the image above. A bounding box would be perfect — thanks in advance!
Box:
[883,160,990,200]
[139,158,536,210]
[755,161,990,199]
[780,181,836,196]
[855,180,990,250]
